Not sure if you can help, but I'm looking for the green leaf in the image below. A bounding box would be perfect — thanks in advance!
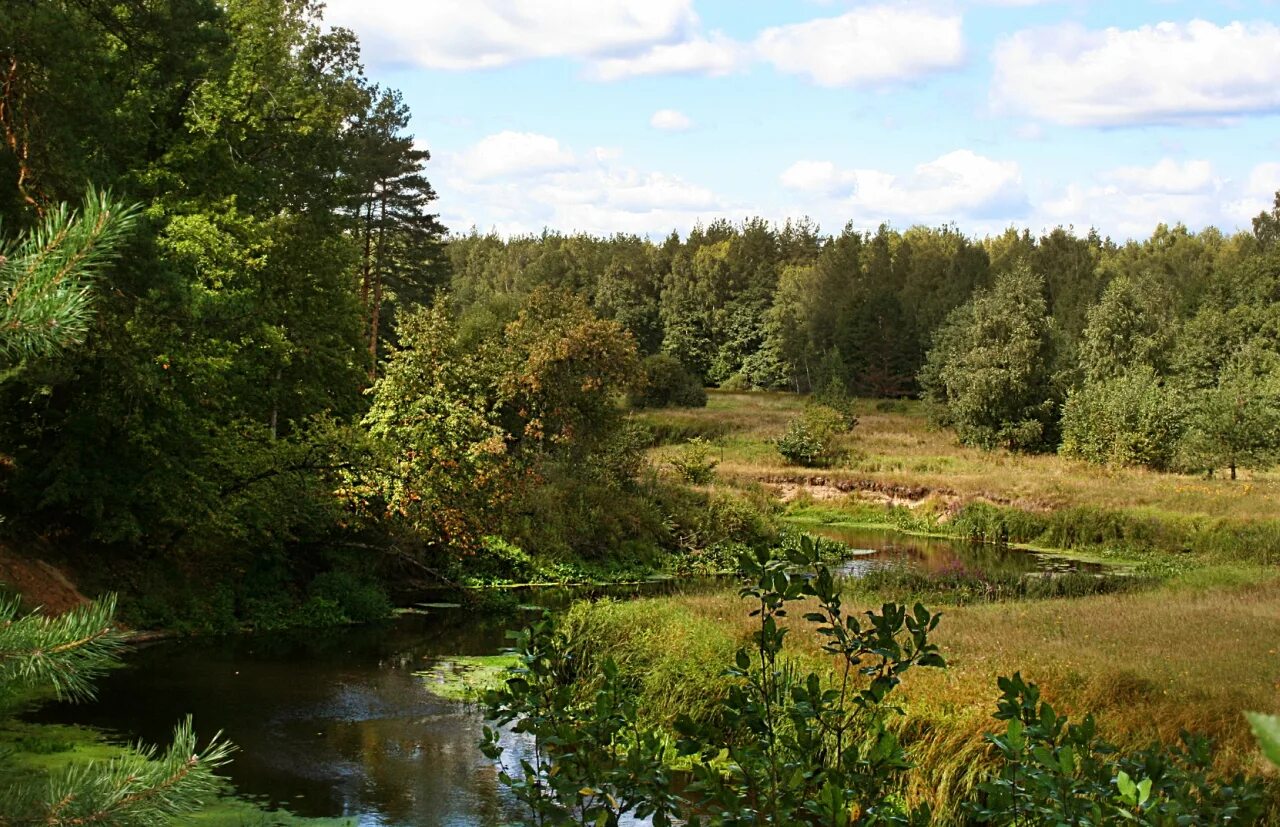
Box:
[1246,712,1280,768]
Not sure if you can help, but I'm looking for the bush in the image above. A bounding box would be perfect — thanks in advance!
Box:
[1060,368,1186,469]
[668,437,719,485]
[628,354,707,408]
[776,403,851,466]
[308,570,393,623]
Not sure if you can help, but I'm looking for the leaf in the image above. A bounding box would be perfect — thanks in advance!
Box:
[1246,712,1280,768]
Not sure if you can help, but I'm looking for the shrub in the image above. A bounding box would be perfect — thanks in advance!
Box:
[308,570,393,623]
[776,402,851,466]
[668,437,719,485]
[1060,368,1186,469]
[628,354,707,408]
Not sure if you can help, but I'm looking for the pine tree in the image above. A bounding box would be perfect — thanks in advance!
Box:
[0,192,232,825]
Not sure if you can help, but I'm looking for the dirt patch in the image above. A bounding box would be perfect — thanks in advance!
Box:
[763,473,946,508]
[0,543,89,615]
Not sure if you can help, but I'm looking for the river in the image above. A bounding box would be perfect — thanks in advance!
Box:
[28,528,1094,825]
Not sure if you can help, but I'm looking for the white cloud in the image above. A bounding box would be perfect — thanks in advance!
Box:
[1036,158,1226,238]
[591,33,746,80]
[781,150,1026,225]
[452,131,577,180]
[993,20,1280,126]
[779,161,859,196]
[322,0,697,70]
[1224,162,1280,226]
[1104,159,1217,195]
[438,131,744,236]
[650,109,693,131]
[755,6,965,87]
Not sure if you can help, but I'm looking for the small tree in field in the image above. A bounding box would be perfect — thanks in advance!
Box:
[919,267,1057,452]
[1179,347,1280,479]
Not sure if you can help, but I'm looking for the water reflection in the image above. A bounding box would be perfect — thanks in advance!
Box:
[33,611,538,825]
[803,524,1097,577]
[30,529,1093,825]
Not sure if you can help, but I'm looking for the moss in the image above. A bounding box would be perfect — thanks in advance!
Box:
[416,654,520,702]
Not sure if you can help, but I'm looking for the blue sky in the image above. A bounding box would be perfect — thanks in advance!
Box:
[323,0,1280,240]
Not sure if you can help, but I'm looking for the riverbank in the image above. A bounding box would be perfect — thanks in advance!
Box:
[623,390,1280,817]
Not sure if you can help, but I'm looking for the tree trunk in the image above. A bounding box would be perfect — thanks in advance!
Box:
[367,190,388,381]
[1230,462,1237,481]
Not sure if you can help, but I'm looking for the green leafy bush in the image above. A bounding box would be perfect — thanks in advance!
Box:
[776,403,850,466]
[668,437,719,484]
[970,673,1267,824]
[1060,367,1186,469]
[628,353,707,408]
[307,571,393,623]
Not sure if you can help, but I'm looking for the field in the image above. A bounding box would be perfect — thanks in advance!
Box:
[617,390,1280,815]
[635,390,1280,523]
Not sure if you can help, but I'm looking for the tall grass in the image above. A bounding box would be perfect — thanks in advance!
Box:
[556,576,1280,820]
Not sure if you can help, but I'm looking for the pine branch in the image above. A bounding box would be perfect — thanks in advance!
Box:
[2,717,235,827]
[0,187,141,366]
[0,594,126,704]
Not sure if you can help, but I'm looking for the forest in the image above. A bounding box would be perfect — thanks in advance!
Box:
[1,0,1279,825]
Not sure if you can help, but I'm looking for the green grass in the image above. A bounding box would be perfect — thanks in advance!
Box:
[641,390,1280,525]
[620,390,1280,818]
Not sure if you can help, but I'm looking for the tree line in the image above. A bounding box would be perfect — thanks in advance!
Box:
[448,207,1280,476]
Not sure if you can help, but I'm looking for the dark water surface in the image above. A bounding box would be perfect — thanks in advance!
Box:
[30,530,1090,825]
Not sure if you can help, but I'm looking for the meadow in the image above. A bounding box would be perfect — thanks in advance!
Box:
[612,390,1280,816]
[636,391,1280,524]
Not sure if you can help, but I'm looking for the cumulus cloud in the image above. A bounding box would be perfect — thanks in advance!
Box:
[1224,162,1280,226]
[1104,159,1217,195]
[452,131,577,180]
[591,33,746,80]
[993,20,1280,126]
[650,109,694,131]
[780,150,1026,224]
[779,161,859,197]
[322,0,697,70]
[755,6,965,87]
[1035,158,1228,238]
[438,131,743,236]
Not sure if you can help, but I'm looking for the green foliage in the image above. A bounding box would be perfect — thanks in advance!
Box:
[0,594,123,708]
[481,615,682,826]
[970,673,1267,825]
[482,539,945,826]
[629,353,707,408]
[3,717,234,827]
[1060,367,1186,469]
[0,593,232,824]
[1246,713,1280,769]
[669,437,719,485]
[673,539,945,826]
[919,267,1058,451]
[776,402,851,466]
[306,571,393,624]
[1178,346,1280,479]
[0,189,138,370]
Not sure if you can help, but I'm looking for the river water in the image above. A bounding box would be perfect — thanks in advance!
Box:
[29,528,1093,825]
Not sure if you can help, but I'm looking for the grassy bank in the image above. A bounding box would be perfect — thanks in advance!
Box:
[556,576,1280,820]
[637,391,1280,527]
[616,391,1280,817]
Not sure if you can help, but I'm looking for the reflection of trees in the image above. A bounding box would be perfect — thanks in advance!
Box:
[34,610,539,824]
[811,526,1051,577]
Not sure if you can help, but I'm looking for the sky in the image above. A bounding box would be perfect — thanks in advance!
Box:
[321,0,1280,241]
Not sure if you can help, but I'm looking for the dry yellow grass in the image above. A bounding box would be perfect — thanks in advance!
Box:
[615,575,1280,818]
[640,390,1280,522]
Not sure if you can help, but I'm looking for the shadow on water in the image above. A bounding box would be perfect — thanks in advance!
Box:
[28,529,1101,825]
